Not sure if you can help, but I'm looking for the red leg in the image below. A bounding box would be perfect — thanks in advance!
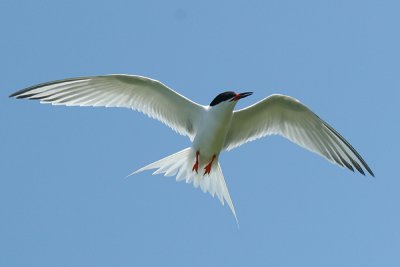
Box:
[203,155,216,176]
[192,150,200,173]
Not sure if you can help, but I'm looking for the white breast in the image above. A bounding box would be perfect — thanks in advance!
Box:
[192,103,235,159]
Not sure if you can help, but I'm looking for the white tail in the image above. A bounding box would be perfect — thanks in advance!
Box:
[129,147,237,221]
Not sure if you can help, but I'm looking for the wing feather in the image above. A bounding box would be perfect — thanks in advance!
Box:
[224,94,374,176]
[10,75,205,140]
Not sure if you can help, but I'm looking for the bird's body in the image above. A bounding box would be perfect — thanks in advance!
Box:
[192,102,234,169]
[10,74,374,221]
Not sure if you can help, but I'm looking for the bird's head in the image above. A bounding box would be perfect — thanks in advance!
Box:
[209,91,253,108]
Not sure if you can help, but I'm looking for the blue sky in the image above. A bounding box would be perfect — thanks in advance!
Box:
[1,0,399,266]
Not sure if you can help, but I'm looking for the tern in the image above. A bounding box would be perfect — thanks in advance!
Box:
[10,74,374,220]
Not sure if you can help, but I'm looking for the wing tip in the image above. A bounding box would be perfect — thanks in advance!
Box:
[9,76,93,99]
[9,90,26,98]
[367,168,375,178]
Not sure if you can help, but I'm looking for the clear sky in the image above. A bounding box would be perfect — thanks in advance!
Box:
[1,0,399,266]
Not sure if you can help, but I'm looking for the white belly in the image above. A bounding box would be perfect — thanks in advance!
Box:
[192,107,233,161]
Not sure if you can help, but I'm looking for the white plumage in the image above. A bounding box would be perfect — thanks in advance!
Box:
[10,74,374,221]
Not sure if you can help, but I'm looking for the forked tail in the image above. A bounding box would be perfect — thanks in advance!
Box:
[129,147,237,221]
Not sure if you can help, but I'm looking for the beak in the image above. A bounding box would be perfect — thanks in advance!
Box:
[231,92,253,101]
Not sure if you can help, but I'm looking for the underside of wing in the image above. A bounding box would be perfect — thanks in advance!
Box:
[10,75,206,139]
[224,94,374,176]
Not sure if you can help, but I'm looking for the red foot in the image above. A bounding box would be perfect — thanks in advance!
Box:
[192,150,200,173]
[203,155,216,176]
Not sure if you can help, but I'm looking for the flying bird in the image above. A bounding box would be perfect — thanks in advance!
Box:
[10,74,374,220]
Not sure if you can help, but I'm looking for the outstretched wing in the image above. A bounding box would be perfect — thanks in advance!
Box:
[10,75,205,140]
[224,94,374,176]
